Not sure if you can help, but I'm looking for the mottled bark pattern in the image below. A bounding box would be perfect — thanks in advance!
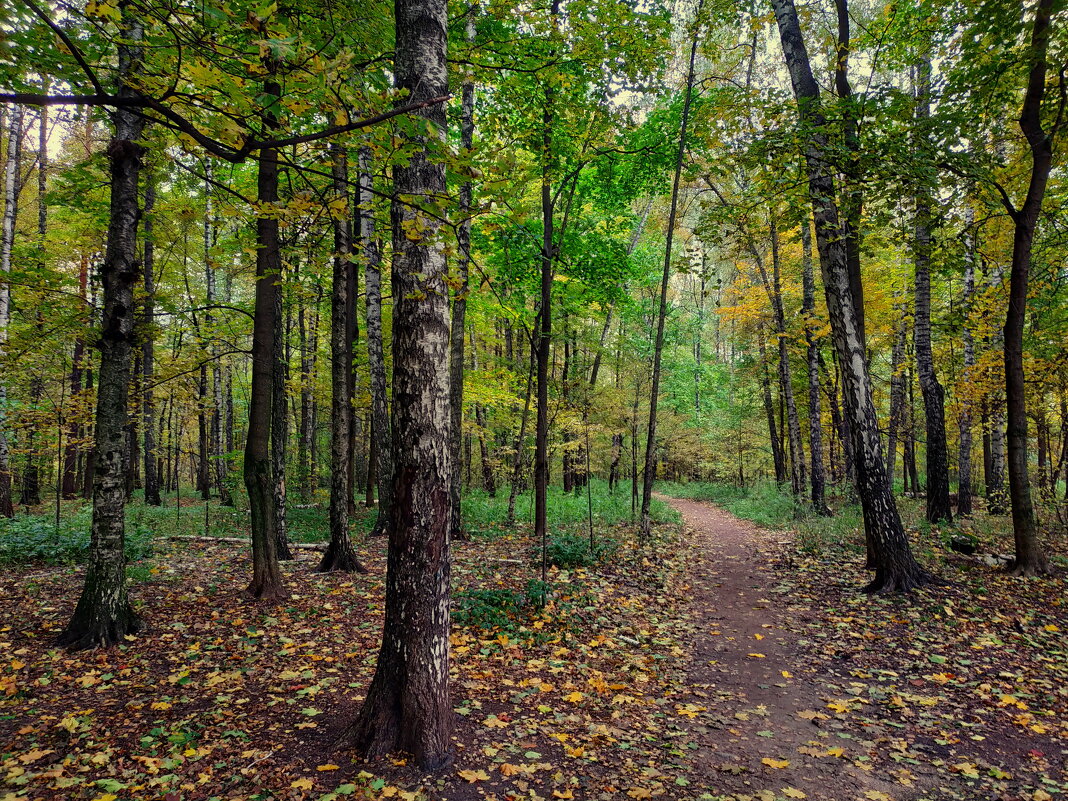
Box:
[0,106,20,518]
[800,220,830,515]
[772,0,932,592]
[58,9,145,647]
[142,180,160,506]
[348,0,453,770]
[912,57,952,525]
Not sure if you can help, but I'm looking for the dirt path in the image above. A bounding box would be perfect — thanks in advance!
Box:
[664,495,905,801]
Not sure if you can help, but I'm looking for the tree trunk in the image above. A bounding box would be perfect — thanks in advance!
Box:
[57,13,146,648]
[641,6,701,540]
[243,63,286,601]
[886,295,908,489]
[470,327,496,496]
[912,56,952,524]
[1002,0,1054,575]
[362,146,393,534]
[0,105,21,519]
[272,275,292,560]
[957,211,977,517]
[141,178,160,506]
[759,334,786,483]
[348,0,453,768]
[506,333,536,527]
[800,219,830,515]
[772,0,933,592]
[320,145,365,574]
[449,8,476,538]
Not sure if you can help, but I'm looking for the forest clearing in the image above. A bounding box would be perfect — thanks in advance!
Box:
[1,0,1067,798]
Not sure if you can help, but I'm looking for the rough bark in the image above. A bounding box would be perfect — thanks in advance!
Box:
[320,145,365,574]
[759,334,786,483]
[886,295,908,488]
[1001,0,1054,575]
[348,0,453,768]
[772,0,933,592]
[57,10,146,648]
[244,63,286,601]
[912,56,952,524]
[271,271,292,561]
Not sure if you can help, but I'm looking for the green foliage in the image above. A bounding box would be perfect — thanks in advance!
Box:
[452,579,548,632]
[546,530,617,568]
[0,506,154,565]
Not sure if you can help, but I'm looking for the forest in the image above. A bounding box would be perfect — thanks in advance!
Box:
[0,0,1065,799]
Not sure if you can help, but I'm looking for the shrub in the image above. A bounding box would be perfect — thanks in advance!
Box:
[0,507,154,565]
[546,530,617,568]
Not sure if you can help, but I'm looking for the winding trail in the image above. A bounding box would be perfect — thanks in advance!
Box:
[662,495,904,801]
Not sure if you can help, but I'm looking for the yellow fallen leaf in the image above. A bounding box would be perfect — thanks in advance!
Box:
[564,691,584,703]
[483,715,509,728]
[748,653,766,658]
[553,791,575,799]
[762,758,790,769]
[626,789,652,799]
[781,670,792,678]
[782,789,806,799]
[458,769,489,783]
[150,701,172,711]
[316,764,339,771]
[864,792,892,801]
[290,778,313,790]
[824,746,845,758]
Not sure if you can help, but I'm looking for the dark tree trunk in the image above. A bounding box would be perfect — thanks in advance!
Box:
[244,65,286,601]
[800,220,830,515]
[320,145,365,574]
[1002,0,1054,575]
[470,328,496,496]
[348,0,453,768]
[641,7,701,540]
[141,178,160,506]
[759,334,786,483]
[57,13,146,648]
[957,212,977,517]
[886,296,908,489]
[362,146,393,535]
[506,334,536,527]
[772,0,933,592]
[913,56,952,525]
[271,268,292,561]
[449,10,476,538]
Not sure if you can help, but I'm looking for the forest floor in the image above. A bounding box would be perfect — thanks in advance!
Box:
[0,492,1065,801]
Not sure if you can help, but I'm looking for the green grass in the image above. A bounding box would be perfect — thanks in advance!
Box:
[0,480,678,566]
[462,479,678,538]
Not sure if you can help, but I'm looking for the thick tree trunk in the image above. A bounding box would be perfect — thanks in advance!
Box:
[244,66,286,601]
[348,0,453,768]
[320,145,365,574]
[362,146,393,534]
[641,9,701,539]
[800,220,830,515]
[912,56,952,524]
[772,0,932,592]
[1002,0,1053,575]
[57,14,146,648]
[0,105,21,519]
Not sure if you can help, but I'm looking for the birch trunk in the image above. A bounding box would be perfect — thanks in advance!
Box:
[348,0,453,768]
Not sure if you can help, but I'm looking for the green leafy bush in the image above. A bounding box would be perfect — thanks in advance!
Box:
[546,530,617,568]
[0,507,154,565]
[452,579,548,631]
